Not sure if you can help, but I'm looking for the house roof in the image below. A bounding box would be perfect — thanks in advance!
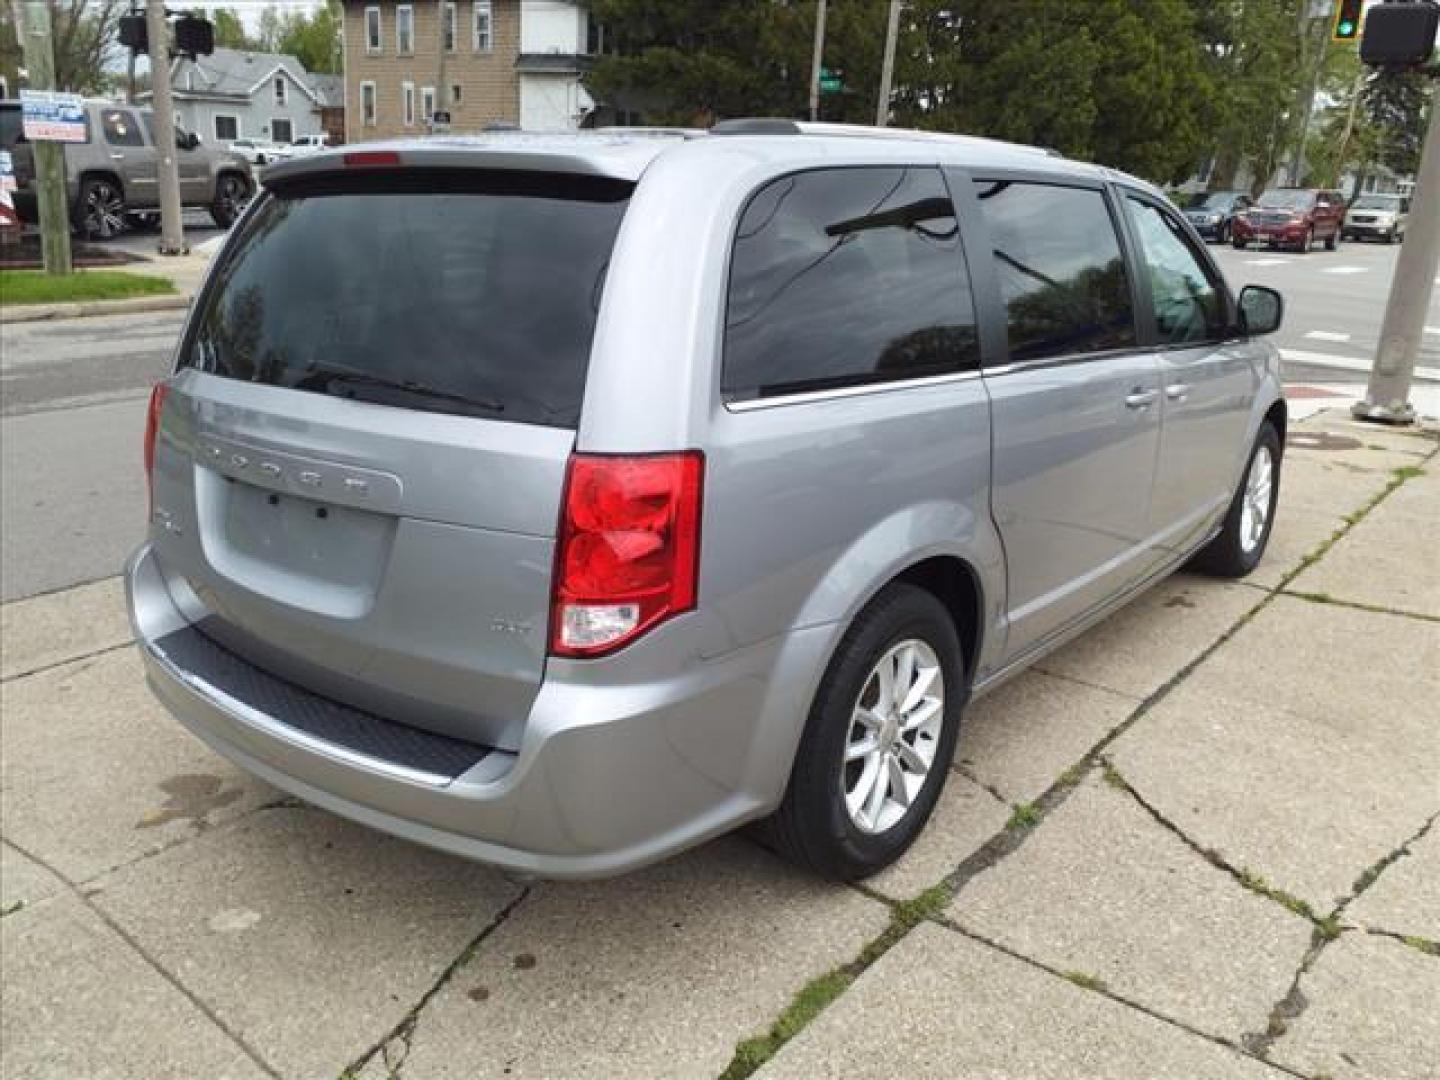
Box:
[161,48,324,105]
[308,74,345,108]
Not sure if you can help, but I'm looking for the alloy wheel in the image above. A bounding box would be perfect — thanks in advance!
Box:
[1240,444,1274,555]
[84,182,126,239]
[841,639,945,835]
[218,176,250,221]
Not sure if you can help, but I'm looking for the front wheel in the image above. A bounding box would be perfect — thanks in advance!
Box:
[1192,422,1281,578]
[1325,230,1338,251]
[1232,236,1247,250]
[761,583,964,881]
[210,173,251,229]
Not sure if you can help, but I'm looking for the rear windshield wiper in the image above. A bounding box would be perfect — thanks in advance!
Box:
[296,365,505,415]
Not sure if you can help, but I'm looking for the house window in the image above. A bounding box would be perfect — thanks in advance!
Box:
[451,83,462,104]
[274,75,287,106]
[422,86,436,124]
[443,2,456,51]
[271,118,293,143]
[473,0,492,51]
[402,81,415,127]
[361,80,377,126]
[364,5,381,52]
[214,115,239,141]
[396,4,413,54]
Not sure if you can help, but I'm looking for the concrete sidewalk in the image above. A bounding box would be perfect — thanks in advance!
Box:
[1,409,1436,1080]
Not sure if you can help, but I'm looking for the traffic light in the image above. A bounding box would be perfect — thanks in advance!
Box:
[1332,0,1364,41]
[174,14,215,59]
[118,12,147,53]
[1360,2,1440,67]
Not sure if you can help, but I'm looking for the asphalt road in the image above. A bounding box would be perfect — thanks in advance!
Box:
[2,239,1436,602]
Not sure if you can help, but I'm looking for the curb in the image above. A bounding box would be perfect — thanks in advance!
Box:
[0,292,193,324]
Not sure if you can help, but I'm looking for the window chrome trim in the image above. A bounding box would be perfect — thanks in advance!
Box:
[725,369,983,412]
[981,346,1156,379]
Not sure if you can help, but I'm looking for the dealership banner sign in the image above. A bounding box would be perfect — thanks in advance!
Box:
[20,90,87,142]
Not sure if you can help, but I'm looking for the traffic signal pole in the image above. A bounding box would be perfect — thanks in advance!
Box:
[1352,84,1440,425]
[146,0,186,255]
[875,0,901,127]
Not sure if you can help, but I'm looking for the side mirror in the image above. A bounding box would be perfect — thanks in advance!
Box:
[1238,285,1283,337]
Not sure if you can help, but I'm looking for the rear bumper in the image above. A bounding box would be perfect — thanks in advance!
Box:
[126,543,830,878]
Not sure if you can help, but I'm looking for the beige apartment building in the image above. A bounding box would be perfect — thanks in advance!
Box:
[342,0,593,142]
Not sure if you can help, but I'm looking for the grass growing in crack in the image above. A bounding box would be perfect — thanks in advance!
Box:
[0,900,23,918]
[1315,916,1343,942]
[717,884,952,1080]
[1007,803,1041,830]
[1401,935,1440,957]
[1100,762,1128,791]
[1236,868,1320,922]
[1061,970,1107,992]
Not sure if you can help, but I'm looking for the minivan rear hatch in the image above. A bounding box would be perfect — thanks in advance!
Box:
[148,165,632,751]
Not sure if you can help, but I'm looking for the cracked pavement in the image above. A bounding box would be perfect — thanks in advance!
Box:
[2,408,1437,1080]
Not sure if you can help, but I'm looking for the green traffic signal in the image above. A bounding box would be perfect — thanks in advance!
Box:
[1332,0,1364,41]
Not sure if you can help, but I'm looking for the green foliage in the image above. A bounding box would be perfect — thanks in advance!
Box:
[0,0,126,96]
[207,1,343,74]
[0,269,176,306]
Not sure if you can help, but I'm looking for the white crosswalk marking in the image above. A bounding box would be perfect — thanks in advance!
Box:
[1304,330,1351,343]
[1246,258,1289,266]
[1322,266,1368,275]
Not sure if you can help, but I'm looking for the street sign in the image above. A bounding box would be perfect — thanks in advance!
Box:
[20,90,87,142]
[819,67,844,95]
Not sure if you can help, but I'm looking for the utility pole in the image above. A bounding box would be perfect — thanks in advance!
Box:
[146,0,186,255]
[808,0,827,122]
[1289,1,1326,186]
[15,1,72,274]
[435,0,448,126]
[875,0,902,127]
[1352,86,1440,425]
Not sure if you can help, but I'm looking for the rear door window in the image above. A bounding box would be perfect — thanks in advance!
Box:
[101,108,144,147]
[722,165,979,402]
[182,170,632,428]
[972,180,1137,363]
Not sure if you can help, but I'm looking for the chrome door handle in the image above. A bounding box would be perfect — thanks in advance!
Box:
[1165,383,1191,402]
[1125,389,1158,410]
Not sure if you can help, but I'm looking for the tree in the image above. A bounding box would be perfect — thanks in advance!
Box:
[0,0,125,95]
[211,7,250,50]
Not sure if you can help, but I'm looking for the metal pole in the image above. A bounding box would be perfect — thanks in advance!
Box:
[808,0,827,122]
[16,1,73,275]
[146,0,185,255]
[1352,86,1440,426]
[436,0,448,126]
[876,0,902,127]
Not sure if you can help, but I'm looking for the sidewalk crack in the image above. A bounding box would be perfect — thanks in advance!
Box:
[2,837,284,1079]
[339,885,530,1079]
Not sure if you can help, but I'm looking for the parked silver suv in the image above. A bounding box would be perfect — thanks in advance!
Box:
[1,99,253,238]
[126,123,1287,880]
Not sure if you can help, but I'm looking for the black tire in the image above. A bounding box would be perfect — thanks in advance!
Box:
[1325,230,1338,251]
[74,175,127,240]
[1232,236,1247,250]
[761,582,965,881]
[210,173,250,229]
[1192,421,1282,579]
[1384,228,1396,245]
[1297,227,1313,253]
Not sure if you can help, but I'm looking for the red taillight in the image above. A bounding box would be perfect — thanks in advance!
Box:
[550,452,704,658]
[143,382,169,511]
[343,150,402,168]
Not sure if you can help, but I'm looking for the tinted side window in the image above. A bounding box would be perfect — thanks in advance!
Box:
[723,166,979,401]
[973,180,1136,363]
[1124,197,1227,346]
[101,108,144,147]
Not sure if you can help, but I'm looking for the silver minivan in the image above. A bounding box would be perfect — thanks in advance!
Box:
[126,122,1287,880]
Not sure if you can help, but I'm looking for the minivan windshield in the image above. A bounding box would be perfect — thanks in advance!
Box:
[181,170,632,428]
[1256,190,1314,209]
[1352,195,1402,211]
[1183,193,1234,210]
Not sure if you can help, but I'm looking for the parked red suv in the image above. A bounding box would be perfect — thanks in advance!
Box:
[1232,188,1344,252]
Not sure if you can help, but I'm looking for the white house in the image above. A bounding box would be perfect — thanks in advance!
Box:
[517,0,593,131]
[146,48,333,147]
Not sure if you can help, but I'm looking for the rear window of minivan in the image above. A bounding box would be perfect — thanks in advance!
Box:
[181,169,632,428]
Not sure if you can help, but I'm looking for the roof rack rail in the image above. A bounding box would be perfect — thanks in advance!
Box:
[710,118,803,136]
